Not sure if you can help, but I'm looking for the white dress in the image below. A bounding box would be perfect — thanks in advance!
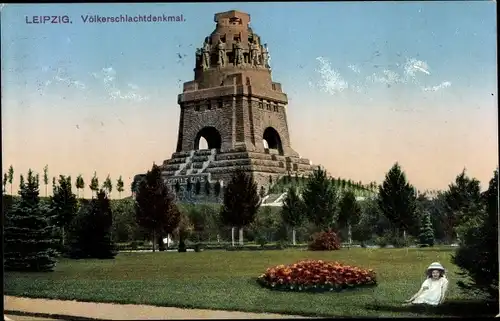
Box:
[412,277,449,306]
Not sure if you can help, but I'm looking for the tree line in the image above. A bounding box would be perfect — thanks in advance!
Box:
[3,165,127,198]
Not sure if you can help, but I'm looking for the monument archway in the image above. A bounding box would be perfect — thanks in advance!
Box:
[263,127,284,155]
[194,126,222,150]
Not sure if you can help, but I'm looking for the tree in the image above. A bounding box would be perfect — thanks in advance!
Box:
[281,185,305,245]
[176,208,192,252]
[220,170,261,246]
[4,169,58,271]
[186,205,206,246]
[259,186,266,199]
[341,179,346,190]
[131,179,138,196]
[417,192,447,243]
[337,190,362,245]
[301,166,338,231]
[66,190,116,259]
[194,180,201,195]
[111,198,140,243]
[135,164,181,252]
[43,165,49,197]
[2,173,7,194]
[89,172,99,197]
[443,169,482,243]
[103,174,113,196]
[116,176,124,198]
[186,179,192,197]
[204,180,211,196]
[175,181,181,194]
[418,211,435,247]
[75,174,85,198]
[50,175,78,248]
[452,168,498,301]
[8,165,14,195]
[377,163,418,241]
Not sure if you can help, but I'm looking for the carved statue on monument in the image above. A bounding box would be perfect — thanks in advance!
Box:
[249,39,261,66]
[195,48,203,69]
[261,43,270,69]
[202,39,211,69]
[233,38,244,66]
[216,39,226,67]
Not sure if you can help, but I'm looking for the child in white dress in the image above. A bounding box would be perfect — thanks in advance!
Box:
[404,262,449,306]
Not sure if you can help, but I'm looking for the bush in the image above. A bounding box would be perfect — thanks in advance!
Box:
[389,235,408,248]
[257,260,377,292]
[308,229,341,251]
[374,236,389,248]
[255,233,268,247]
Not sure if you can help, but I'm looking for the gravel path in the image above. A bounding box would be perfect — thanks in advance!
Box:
[4,296,310,320]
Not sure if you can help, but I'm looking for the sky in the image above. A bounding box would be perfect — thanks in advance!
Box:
[1,2,498,198]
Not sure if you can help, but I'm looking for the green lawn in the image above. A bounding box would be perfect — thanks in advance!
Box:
[4,248,496,317]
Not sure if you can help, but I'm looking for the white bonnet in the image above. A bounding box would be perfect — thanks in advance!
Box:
[427,262,445,272]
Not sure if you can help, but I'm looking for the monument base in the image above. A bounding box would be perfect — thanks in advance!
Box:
[158,148,315,189]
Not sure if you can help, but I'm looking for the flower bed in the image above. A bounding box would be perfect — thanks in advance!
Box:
[257,260,377,292]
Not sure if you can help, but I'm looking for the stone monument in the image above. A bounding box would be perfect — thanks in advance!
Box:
[135,10,315,195]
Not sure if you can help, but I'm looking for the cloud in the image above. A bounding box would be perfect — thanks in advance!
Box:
[315,56,349,94]
[422,81,452,92]
[313,55,451,96]
[348,64,361,74]
[36,66,86,95]
[366,69,403,86]
[404,58,431,79]
[53,68,87,90]
[92,67,148,102]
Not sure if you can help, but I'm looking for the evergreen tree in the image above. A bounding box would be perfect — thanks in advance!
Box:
[19,174,25,189]
[67,190,116,259]
[116,175,124,198]
[50,175,78,247]
[443,169,482,243]
[338,190,362,243]
[301,166,338,231]
[43,165,49,197]
[220,170,260,246]
[8,165,14,195]
[4,169,58,271]
[175,181,181,194]
[194,180,201,195]
[204,180,211,196]
[452,168,498,301]
[418,211,435,247]
[281,185,305,245]
[103,174,113,196]
[341,179,346,190]
[377,162,418,240]
[75,174,85,198]
[3,172,7,194]
[135,164,181,251]
[89,172,99,197]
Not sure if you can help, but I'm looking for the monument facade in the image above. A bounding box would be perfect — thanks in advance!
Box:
[136,10,315,191]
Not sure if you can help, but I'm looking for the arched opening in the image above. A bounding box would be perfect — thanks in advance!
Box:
[194,127,222,150]
[263,127,283,155]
